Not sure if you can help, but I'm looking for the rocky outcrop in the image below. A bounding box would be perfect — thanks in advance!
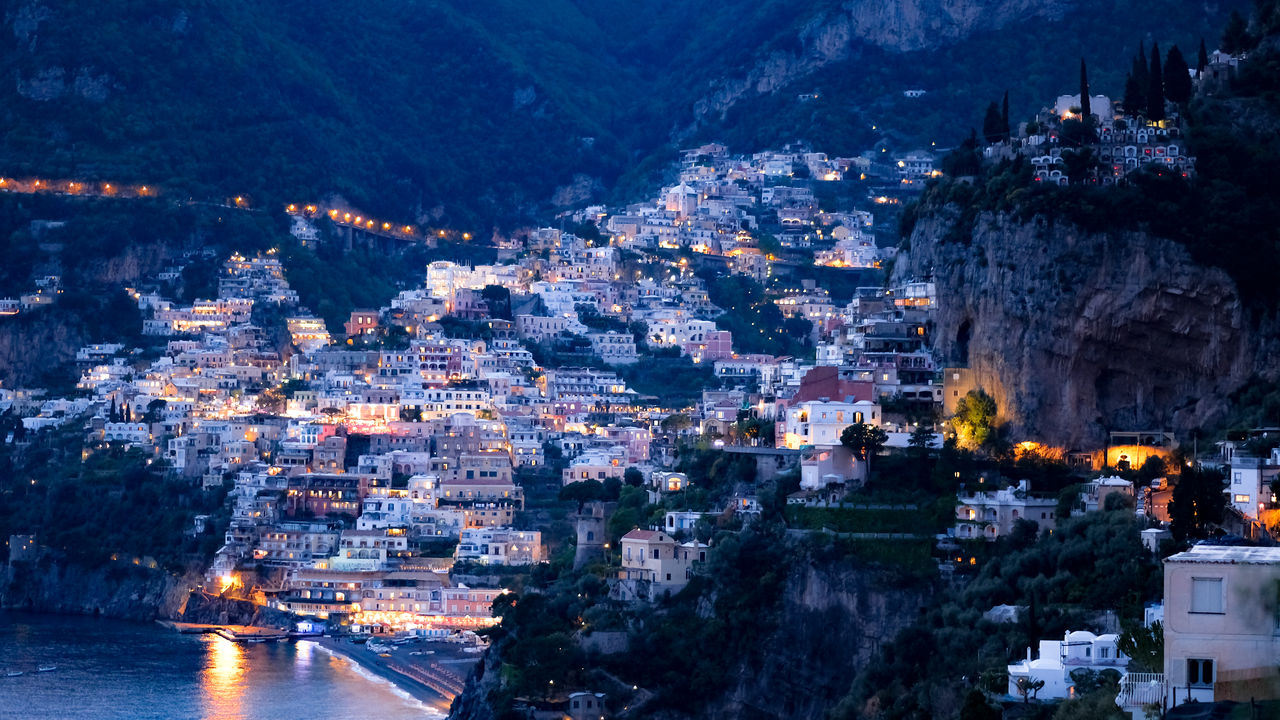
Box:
[895,209,1275,448]
[448,551,926,720]
[0,309,87,386]
[0,239,176,386]
[2,558,196,621]
[692,0,1067,124]
[698,561,924,720]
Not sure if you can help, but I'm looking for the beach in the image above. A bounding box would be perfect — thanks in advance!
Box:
[312,635,483,715]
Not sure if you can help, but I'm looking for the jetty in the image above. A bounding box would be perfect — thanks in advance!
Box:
[159,621,291,643]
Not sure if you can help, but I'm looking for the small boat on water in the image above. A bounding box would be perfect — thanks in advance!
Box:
[4,670,23,678]
[37,665,57,673]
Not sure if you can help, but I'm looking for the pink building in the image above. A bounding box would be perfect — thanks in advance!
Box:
[683,330,734,363]
[441,586,504,617]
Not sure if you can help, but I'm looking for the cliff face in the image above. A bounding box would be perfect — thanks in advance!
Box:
[692,0,1067,124]
[2,559,195,621]
[0,239,176,386]
[895,210,1273,448]
[701,563,924,720]
[448,557,926,720]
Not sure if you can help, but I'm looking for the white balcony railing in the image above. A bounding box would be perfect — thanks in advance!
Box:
[1117,673,1165,708]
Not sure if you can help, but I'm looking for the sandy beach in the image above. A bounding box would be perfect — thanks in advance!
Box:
[313,635,483,715]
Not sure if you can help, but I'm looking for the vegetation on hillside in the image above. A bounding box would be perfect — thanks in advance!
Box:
[0,420,229,571]
[0,1,1245,226]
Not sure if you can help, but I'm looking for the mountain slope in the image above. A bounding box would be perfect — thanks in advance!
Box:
[0,0,1244,225]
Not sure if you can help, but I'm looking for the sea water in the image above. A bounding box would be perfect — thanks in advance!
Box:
[0,613,445,720]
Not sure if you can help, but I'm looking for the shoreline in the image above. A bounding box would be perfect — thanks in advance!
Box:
[312,636,468,716]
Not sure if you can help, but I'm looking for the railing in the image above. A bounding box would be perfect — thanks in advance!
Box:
[1118,672,1165,708]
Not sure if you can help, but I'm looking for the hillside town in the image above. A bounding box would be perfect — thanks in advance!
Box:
[4,42,1280,719]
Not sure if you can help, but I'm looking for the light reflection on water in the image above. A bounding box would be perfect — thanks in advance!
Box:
[201,637,245,720]
[0,613,444,720]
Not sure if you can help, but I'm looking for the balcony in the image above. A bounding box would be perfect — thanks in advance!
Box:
[1117,673,1165,710]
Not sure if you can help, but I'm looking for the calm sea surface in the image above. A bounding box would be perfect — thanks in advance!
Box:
[0,613,445,720]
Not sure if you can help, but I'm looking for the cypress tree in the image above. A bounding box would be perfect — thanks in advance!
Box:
[1148,41,1165,121]
[1123,72,1144,116]
[1197,37,1209,72]
[982,101,1004,144]
[1079,59,1091,118]
[1164,45,1193,104]
[1001,91,1010,140]
[1131,42,1149,114]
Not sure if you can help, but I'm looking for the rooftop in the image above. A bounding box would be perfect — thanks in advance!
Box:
[1166,545,1280,565]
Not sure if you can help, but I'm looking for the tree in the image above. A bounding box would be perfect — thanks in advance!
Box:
[959,689,1000,720]
[942,130,983,176]
[1079,59,1092,118]
[1129,44,1149,115]
[982,101,1005,144]
[841,422,888,476]
[1222,10,1252,54]
[1001,91,1010,140]
[255,387,285,414]
[1147,42,1165,121]
[1122,72,1144,116]
[1015,676,1046,703]
[1168,466,1227,541]
[660,413,692,435]
[1197,38,1209,73]
[480,284,512,319]
[559,480,603,511]
[623,466,644,487]
[142,398,167,424]
[908,423,935,455]
[952,389,998,449]
[1062,147,1100,183]
[1118,621,1164,672]
[1164,45,1193,104]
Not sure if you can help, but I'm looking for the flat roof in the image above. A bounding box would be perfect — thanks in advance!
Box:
[1166,545,1280,565]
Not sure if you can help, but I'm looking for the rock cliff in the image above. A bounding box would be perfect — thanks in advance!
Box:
[448,552,926,720]
[692,0,1067,124]
[2,556,285,626]
[2,559,195,621]
[895,209,1274,448]
[699,561,925,720]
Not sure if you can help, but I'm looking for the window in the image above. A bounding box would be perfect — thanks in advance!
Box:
[1190,577,1224,614]
[651,548,659,560]
[1187,658,1214,687]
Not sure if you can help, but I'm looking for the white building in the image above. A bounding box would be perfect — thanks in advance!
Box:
[455,527,544,565]
[1007,630,1127,700]
[1227,450,1280,520]
[955,480,1058,541]
[781,399,881,450]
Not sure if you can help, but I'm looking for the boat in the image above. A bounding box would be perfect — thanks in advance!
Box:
[4,671,23,678]
[37,665,56,673]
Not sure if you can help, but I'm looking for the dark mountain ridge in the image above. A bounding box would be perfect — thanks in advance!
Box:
[0,0,1241,226]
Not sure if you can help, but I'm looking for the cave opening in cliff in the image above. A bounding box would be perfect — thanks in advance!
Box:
[956,319,972,365]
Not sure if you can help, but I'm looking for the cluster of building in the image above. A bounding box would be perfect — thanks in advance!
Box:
[978,51,1250,186]
[597,142,898,270]
[1007,545,1280,718]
